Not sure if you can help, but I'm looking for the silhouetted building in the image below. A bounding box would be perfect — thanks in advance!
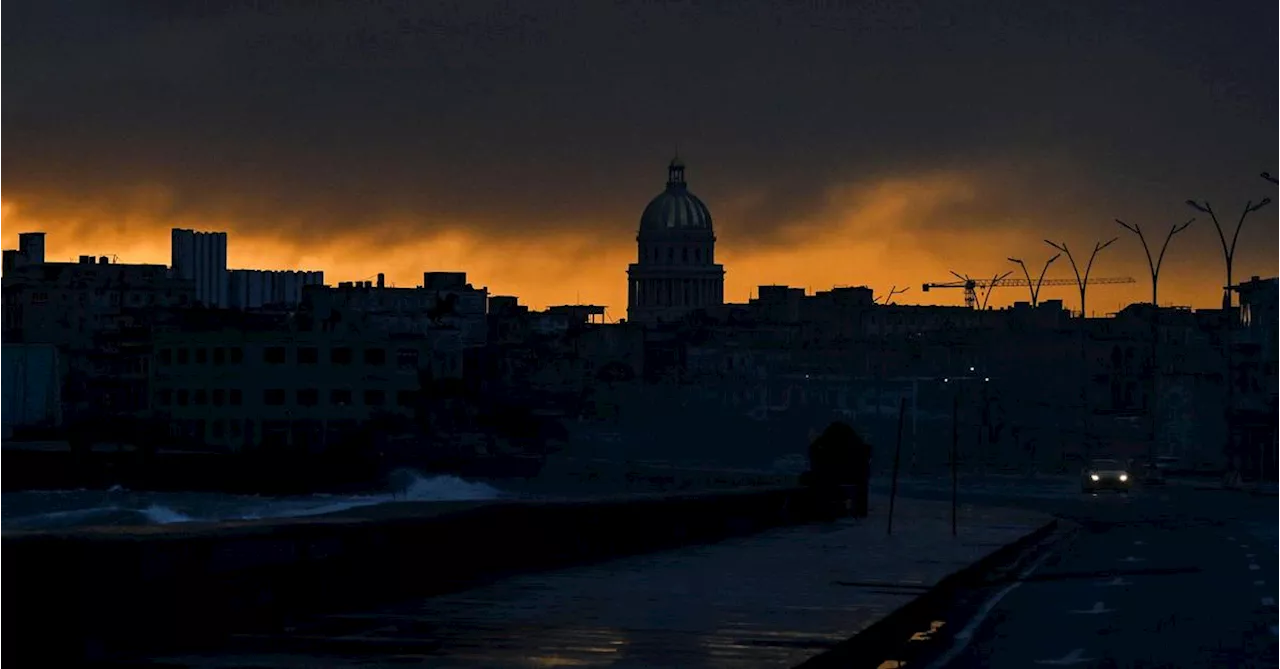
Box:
[2,231,47,274]
[302,272,489,348]
[171,228,229,308]
[1,250,196,426]
[228,269,325,310]
[626,157,726,325]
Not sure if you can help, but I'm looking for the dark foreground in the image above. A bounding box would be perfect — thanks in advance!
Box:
[116,496,1050,668]
[876,479,1279,669]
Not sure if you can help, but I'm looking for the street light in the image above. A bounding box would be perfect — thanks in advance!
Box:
[1044,237,1118,320]
[1115,216,1194,463]
[1185,196,1271,481]
[1114,218,1194,309]
[1046,236,1119,456]
[1008,254,1060,307]
[1184,198,1271,311]
[1263,172,1278,185]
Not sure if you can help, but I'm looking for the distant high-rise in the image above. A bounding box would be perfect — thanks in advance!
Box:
[1,232,46,277]
[171,228,228,308]
[626,157,725,325]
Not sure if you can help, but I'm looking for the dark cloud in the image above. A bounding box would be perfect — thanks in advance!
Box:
[5,0,1276,258]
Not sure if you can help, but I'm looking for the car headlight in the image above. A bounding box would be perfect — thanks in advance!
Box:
[1119,473,1128,482]
[1090,474,1100,481]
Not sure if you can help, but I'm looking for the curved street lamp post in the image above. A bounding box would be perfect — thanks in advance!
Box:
[1008,254,1061,308]
[1045,237,1119,452]
[1184,196,1272,479]
[1114,217,1194,463]
[1184,198,1272,312]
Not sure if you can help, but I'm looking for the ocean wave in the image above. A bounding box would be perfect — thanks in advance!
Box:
[3,471,504,532]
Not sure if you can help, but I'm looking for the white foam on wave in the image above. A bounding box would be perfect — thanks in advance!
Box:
[246,472,504,520]
[4,471,506,531]
[142,505,194,524]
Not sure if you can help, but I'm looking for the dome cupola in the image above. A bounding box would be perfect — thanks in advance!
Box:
[638,157,714,233]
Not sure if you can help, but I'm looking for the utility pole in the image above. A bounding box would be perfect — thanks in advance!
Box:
[1115,217,1194,462]
[1008,254,1061,307]
[1185,196,1272,479]
[1046,236,1119,457]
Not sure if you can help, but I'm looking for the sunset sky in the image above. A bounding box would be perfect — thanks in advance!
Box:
[5,1,1276,317]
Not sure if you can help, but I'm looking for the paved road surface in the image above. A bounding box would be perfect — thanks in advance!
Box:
[902,480,1279,668]
[135,496,1049,669]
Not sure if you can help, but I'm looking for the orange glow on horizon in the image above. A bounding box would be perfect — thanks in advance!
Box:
[3,174,1272,318]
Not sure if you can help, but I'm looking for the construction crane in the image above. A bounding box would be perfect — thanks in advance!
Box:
[922,271,1137,310]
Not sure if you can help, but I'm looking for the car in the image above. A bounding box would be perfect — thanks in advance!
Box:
[1082,458,1131,493]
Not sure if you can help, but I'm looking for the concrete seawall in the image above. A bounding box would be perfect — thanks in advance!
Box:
[5,485,837,663]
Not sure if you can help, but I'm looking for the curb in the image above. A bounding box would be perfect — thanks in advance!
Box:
[794,517,1060,669]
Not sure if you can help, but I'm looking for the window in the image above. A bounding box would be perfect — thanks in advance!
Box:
[364,348,386,365]
[211,419,225,439]
[264,346,287,364]
[177,389,189,406]
[158,389,172,406]
[229,347,244,364]
[159,349,173,365]
[682,247,688,262]
[331,389,353,405]
[297,347,319,364]
[397,348,419,369]
[213,347,226,365]
[32,292,49,304]
[364,389,385,406]
[264,389,286,406]
[194,389,207,405]
[332,347,353,364]
[397,390,417,407]
[177,348,189,364]
[212,389,225,406]
[297,389,319,407]
[230,389,243,406]
[694,248,702,262]
[196,348,208,364]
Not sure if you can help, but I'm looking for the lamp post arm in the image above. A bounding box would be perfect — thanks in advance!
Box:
[1153,218,1195,280]
[1116,219,1158,285]
[1033,254,1061,306]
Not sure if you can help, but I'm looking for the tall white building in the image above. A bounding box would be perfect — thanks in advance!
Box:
[171,228,229,308]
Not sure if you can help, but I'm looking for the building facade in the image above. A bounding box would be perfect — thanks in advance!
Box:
[302,272,489,348]
[150,322,462,451]
[228,269,325,310]
[626,158,726,325]
[1,249,197,427]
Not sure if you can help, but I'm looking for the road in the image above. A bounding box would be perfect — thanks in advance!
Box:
[886,477,1279,669]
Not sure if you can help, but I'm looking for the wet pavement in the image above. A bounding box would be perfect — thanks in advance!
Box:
[888,477,1280,668]
[139,496,1049,668]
